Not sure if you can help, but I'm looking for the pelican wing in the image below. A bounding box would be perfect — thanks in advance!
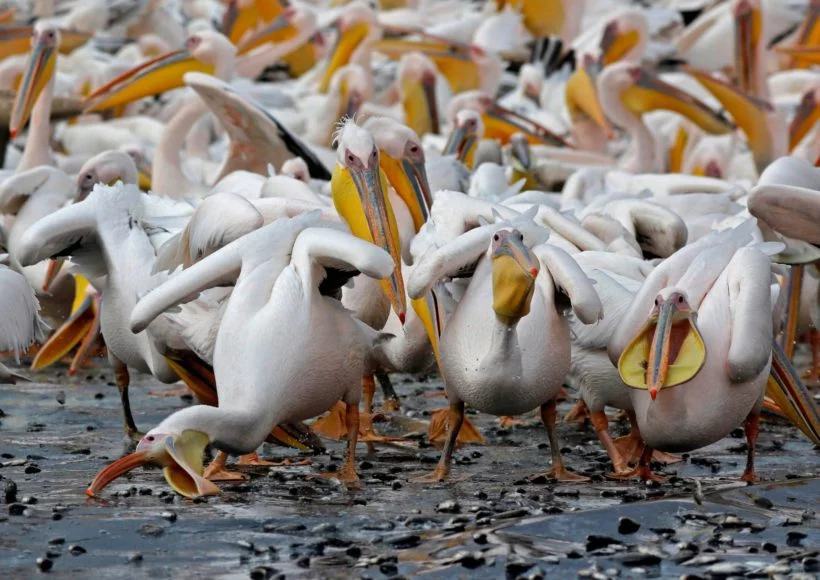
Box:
[748,184,820,246]
[0,265,48,357]
[292,226,394,297]
[183,73,332,182]
[532,244,603,324]
[0,167,65,214]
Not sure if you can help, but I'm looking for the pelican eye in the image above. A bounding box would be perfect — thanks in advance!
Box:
[654,298,659,306]
[678,295,684,304]
[146,435,155,442]
[493,234,500,242]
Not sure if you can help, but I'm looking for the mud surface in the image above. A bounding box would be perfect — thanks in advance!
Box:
[0,358,817,579]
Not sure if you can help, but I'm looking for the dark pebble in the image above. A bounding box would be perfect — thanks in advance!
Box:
[22,496,37,505]
[379,563,398,575]
[25,465,41,474]
[94,393,104,399]
[391,481,402,490]
[803,557,819,573]
[435,500,460,513]
[3,479,17,503]
[618,516,641,534]
[48,538,65,545]
[138,524,164,537]
[52,514,62,521]
[128,552,142,563]
[387,534,420,549]
[68,545,86,556]
[296,556,310,568]
[761,542,777,553]
[55,391,65,405]
[586,535,621,552]
[505,555,534,577]
[250,566,279,579]
[753,496,773,509]
[345,546,361,558]
[36,557,52,572]
[787,531,806,547]
[160,511,177,522]
[618,552,662,567]
[8,503,25,516]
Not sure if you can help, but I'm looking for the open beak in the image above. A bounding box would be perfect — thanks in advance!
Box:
[87,431,219,498]
[319,20,370,93]
[331,157,407,323]
[599,21,641,65]
[767,339,820,446]
[622,67,735,136]
[618,298,706,399]
[683,65,775,171]
[378,151,432,233]
[482,104,573,148]
[491,231,539,321]
[443,122,478,168]
[734,0,762,95]
[236,9,294,55]
[789,89,818,151]
[84,49,214,113]
[565,60,614,138]
[9,32,56,138]
[401,71,439,137]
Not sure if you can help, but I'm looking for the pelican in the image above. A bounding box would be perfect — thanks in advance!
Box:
[407,214,602,482]
[609,223,818,480]
[0,260,48,384]
[87,214,393,497]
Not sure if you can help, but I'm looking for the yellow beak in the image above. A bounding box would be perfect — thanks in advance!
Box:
[767,340,820,446]
[495,0,565,38]
[378,150,432,233]
[374,38,481,94]
[236,10,294,55]
[787,2,820,68]
[319,20,370,93]
[9,33,56,138]
[600,22,641,65]
[565,61,614,138]
[401,71,439,137]
[734,0,762,95]
[482,104,573,148]
[789,90,819,151]
[622,67,735,136]
[491,231,540,322]
[223,0,285,45]
[331,161,407,323]
[84,49,215,113]
[443,122,478,169]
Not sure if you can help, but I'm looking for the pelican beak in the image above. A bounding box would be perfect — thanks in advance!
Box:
[332,153,407,323]
[32,275,96,371]
[623,67,735,136]
[787,2,820,68]
[789,90,818,151]
[411,287,445,369]
[378,149,432,233]
[442,121,478,168]
[236,8,294,55]
[9,31,57,138]
[618,294,706,399]
[483,104,572,148]
[599,21,641,65]
[87,430,219,498]
[341,82,363,120]
[84,49,214,113]
[734,0,761,94]
[491,230,539,321]
[42,258,65,292]
[223,0,284,45]
[565,60,614,138]
[683,66,774,170]
[401,70,439,137]
[767,340,820,446]
[510,133,531,171]
[374,38,479,94]
[319,20,370,93]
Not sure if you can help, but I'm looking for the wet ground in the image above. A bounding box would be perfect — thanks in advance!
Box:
[0,357,817,579]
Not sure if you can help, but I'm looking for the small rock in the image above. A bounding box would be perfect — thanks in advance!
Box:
[8,503,25,516]
[387,533,420,549]
[618,517,640,535]
[753,496,773,509]
[586,534,621,552]
[68,545,86,556]
[787,531,806,547]
[36,557,52,572]
[250,566,278,579]
[127,552,143,563]
[295,556,310,568]
[2,480,17,504]
[505,555,533,577]
[55,391,65,405]
[345,546,361,558]
[24,465,41,475]
[237,540,254,551]
[48,538,65,545]
[705,562,747,575]
[311,523,336,534]
[391,481,402,491]
[138,524,164,537]
[618,553,662,567]
[436,500,460,513]
[804,557,819,573]
[160,511,177,523]
[761,542,777,553]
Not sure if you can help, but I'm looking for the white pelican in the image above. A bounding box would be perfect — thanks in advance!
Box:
[86,214,394,497]
[407,217,602,481]
[0,260,48,384]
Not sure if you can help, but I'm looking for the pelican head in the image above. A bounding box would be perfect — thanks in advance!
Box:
[9,24,59,138]
[87,428,218,499]
[364,116,432,233]
[319,2,379,93]
[330,64,371,122]
[237,6,300,55]
[281,157,310,183]
[398,52,440,136]
[84,30,236,113]
[443,108,483,168]
[619,287,706,401]
[599,62,734,136]
[491,228,540,323]
[331,119,406,322]
[76,151,138,201]
[789,87,819,152]
[599,10,647,65]
[565,54,613,138]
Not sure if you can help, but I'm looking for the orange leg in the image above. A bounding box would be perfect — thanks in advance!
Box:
[319,403,360,487]
[429,406,487,447]
[564,399,590,426]
[204,451,247,482]
[414,401,464,483]
[311,401,349,440]
[499,416,523,428]
[529,400,588,483]
[112,356,141,440]
[613,444,667,482]
[740,412,760,482]
[615,411,680,465]
[589,410,631,475]
[235,452,311,467]
[376,373,401,412]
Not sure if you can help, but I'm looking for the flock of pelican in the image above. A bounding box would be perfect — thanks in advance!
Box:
[0,0,817,499]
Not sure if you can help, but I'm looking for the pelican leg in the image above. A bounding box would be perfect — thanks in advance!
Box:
[204,451,247,482]
[529,400,589,483]
[564,399,590,426]
[615,445,668,482]
[413,401,464,483]
[429,406,487,447]
[235,452,311,468]
[615,411,681,465]
[358,375,405,443]
[376,373,401,412]
[499,416,524,428]
[111,356,141,440]
[321,403,361,487]
[311,402,349,440]
[740,412,760,482]
[589,410,630,475]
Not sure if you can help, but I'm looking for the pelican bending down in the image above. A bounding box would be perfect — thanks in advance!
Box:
[408,220,603,482]
[87,214,393,498]
[609,224,815,480]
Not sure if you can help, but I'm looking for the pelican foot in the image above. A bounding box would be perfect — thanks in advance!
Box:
[311,402,348,440]
[428,408,487,447]
[613,433,643,464]
[528,467,589,483]
[382,399,401,412]
[234,453,311,467]
[409,466,460,484]
[147,387,191,398]
[204,464,248,482]
[740,470,759,483]
[651,450,681,464]
[608,465,667,482]
[563,400,589,426]
[317,466,361,489]
[498,416,524,428]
